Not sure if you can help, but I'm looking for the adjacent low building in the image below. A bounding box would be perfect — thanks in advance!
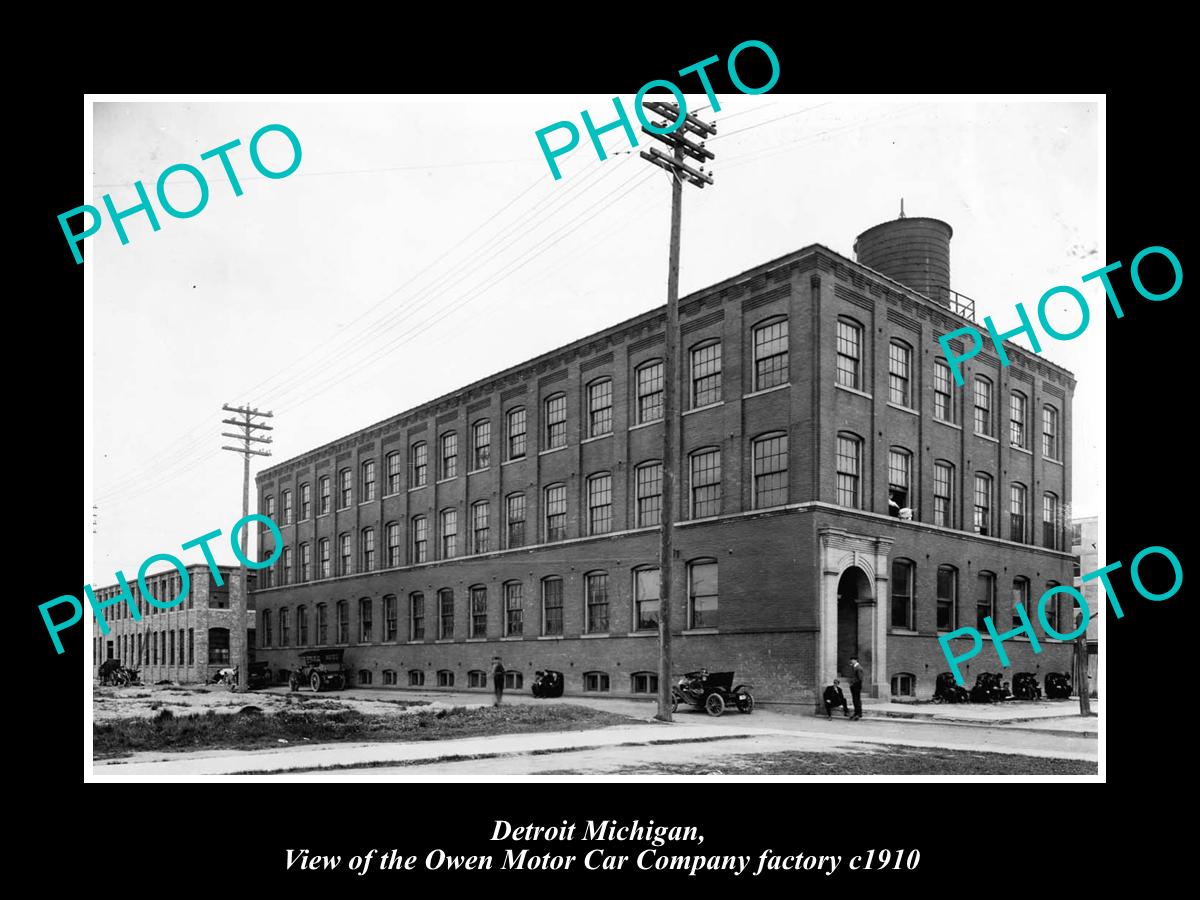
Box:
[1071,516,1099,695]
[251,213,1078,705]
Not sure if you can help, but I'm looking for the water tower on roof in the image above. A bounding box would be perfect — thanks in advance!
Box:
[853,200,954,307]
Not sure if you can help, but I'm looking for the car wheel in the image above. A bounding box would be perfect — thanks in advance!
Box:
[670,693,679,714]
[736,692,754,714]
[311,671,323,692]
[705,693,725,717]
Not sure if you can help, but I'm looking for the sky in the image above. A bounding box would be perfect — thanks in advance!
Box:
[89,95,1102,581]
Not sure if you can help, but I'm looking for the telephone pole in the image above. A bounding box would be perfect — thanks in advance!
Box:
[221,403,273,693]
[639,100,715,722]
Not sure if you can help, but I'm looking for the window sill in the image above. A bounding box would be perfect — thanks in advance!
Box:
[537,635,564,640]
[358,500,375,507]
[406,640,426,645]
[889,628,920,636]
[408,485,428,493]
[975,433,999,444]
[467,467,490,475]
[436,477,458,485]
[626,631,658,638]
[1043,457,1064,467]
[682,628,719,635]
[501,635,524,641]
[683,401,724,417]
[628,420,661,432]
[581,433,612,445]
[1010,445,1033,455]
[501,457,526,466]
[743,383,790,400]
[435,638,454,644]
[316,512,331,519]
[539,446,567,457]
[933,419,962,431]
[835,384,872,400]
[887,402,919,417]
[580,632,610,639]
[465,637,487,643]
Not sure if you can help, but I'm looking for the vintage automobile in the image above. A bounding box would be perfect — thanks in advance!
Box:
[289,649,350,692]
[970,672,1011,703]
[98,659,140,686]
[531,669,564,698]
[247,661,273,690]
[1045,671,1073,700]
[933,671,971,703]
[1012,671,1042,701]
[669,670,754,717]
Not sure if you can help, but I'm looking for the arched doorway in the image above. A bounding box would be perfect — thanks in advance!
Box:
[837,567,871,677]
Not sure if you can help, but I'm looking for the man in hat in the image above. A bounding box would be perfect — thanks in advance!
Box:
[849,656,865,720]
[822,679,850,719]
[491,656,506,706]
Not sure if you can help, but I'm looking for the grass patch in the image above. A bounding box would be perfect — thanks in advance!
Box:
[94,703,634,760]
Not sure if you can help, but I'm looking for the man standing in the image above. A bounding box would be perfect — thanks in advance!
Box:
[491,656,506,707]
[849,656,865,720]
[823,679,850,719]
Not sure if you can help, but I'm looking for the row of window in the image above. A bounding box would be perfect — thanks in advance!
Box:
[93,575,202,623]
[97,628,209,667]
[260,561,717,648]
[347,669,657,692]
[889,559,1068,635]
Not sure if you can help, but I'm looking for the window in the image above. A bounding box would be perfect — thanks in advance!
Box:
[440,508,458,558]
[888,340,912,406]
[973,473,993,536]
[751,318,789,391]
[410,593,425,641]
[470,585,487,639]
[888,448,911,516]
[411,515,428,564]
[338,533,352,576]
[636,461,662,527]
[1010,483,1027,543]
[359,598,373,643]
[355,669,371,685]
[588,379,613,437]
[835,318,862,389]
[438,588,454,640]
[338,467,352,508]
[544,394,567,449]
[1042,405,1060,459]
[934,461,955,528]
[691,341,722,407]
[542,577,563,636]
[336,600,349,644]
[836,434,862,509]
[318,476,330,515]
[504,581,523,636]
[1046,581,1065,635]
[504,671,523,690]
[265,494,276,521]
[1043,492,1061,550]
[689,559,719,629]
[361,459,376,502]
[464,500,488,554]
[891,558,914,630]
[936,566,958,632]
[300,542,311,581]
[636,360,664,423]
[584,671,610,692]
[383,595,397,642]
[208,628,229,664]
[544,484,567,541]
[632,672,659,694]
[505,493,526,549]
[281,546,293,585]
[316,603,328,644]
[188,629,193,665]
[299,482,311,520]
[408,670,425,686]
[753,434,788,508]
[973,377,993,437]
[934,360,954,422]
[506,407,526,459]
[278,607,290,647]
[690,448,721,518]
[383,669,397,685]
[262,610,272,648]
[318,538,330,579]
[440,432,458,480]
[298,605,309,645]
[634,567,660,631]
[411,441,428,487]
[891,673,916,697]
[587,473,613,535]
[1071,522,1083,545]
[437,670,455,687]
[468,670,487,688]
[361,527,375,572]
[1010,391,1028,449]
[1011,577,1030,629]
[386,522,401,568]
[472,420,491,470]
[386,451,401,494]
[976,571,996,630]
[585,572,609,634]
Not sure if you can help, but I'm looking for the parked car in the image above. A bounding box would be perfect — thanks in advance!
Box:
[289,649,350,692]
[247,661,273,690]
[670,669,754,717]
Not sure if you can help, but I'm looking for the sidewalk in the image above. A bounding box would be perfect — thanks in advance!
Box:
[856,698,1101,737]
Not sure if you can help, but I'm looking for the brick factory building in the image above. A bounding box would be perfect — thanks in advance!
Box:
[91,565,255,684]
[251,214,1077,706]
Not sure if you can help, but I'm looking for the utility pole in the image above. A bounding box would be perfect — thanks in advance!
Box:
[639,100,715,722]
[221,403,273,693]
[1074,608,1093,716]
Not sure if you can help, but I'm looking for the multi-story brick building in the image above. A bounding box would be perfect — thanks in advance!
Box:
[1072,516,1099,695]
[91,565,255,684]
[252,214,1077,705]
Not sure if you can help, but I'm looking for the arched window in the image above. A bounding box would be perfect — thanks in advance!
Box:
[297,605,309,645]
[753,316,789,391]
[835,317,863,389]
[385,451,402,495]
[1010,390,1028,449]
[360,526,375,572]
[264,494,276,520]
[1011,577,1031,630]
[385,521,401,568]
[933,360,954,422]
[469,584,488,639]
[544,483,567,541]
[468,670,487,688]
[358,669,372,685]
[636,461,662,527]
[318,538,330,578]
[382,594,397,642]
[361,458,376,502]
[753,433,788,508]
[584,671,610,693]
[408,669,425,686]
[382,669,397,685]
[636,360,664,423]
[1009,483,1028,543]
[437,588,454,640]
[316,603,328,644]
[472,419,491,470]
[689,447,721,518]
[1045,581,1064,635]
[437,670,455,687]
[439,431,458,480]
[298,485,309,522]
[933,461,955,528]
[888,447,912,516]
[633,567,660,631]
[411,515,428,564]
[890,559,915,630]
[279,607,290,647]
[440,508,458,559]
[631,671,659,694]
[976,571,997,629]
[587,472,613,535]
[471,500,490,553]
[506,407,526,460]
[299,541,311,581]
[281,545,293,586]
[409,592,425,641]
[504,671,524,690]
[688,558,719,629]
[891,673,916,697]
[318,476,330,515]
[587,378,613,437]
[338,532,352,576]
[888,339,912,407]
[1042,405,1060,459]
[973,376,994,437]
[542,577,564,636]
[973,472,993,536]
[503,581,523,636]
[335,600,349,644]
[690,339,722,408]
[505,492,526,549]
[1043,492,1061,550]
[358,597,373,642]
[410,441,428,487]
[338,467,352,508]
[261,610,272,648]
[544,393,567,449]
[836,433,862,509]
[584,572,609,634]
[936,565,958,632]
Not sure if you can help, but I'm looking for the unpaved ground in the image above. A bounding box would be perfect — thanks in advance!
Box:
[92,684,436,721]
